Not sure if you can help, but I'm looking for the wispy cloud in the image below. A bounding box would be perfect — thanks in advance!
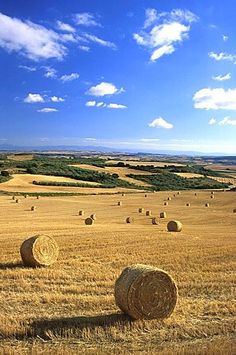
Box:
[50,96,64,102]
[24,93,44,103]
[37,108,58,113]
[0,12,67,60]
[43,66,57,79]
[107,103,127,109]
[149,117,173,129]
[209,51,236,62]
[212,73,231,81]
[87,82,124,96]
[60,72,80,82]
[56,20,75,33]
[74,13,101,27]
[85,101,96,107]
[133,8,197,62]
[218,116,236,126]
[83,33,116,49]
[222,35,228,42]
[208,118,216,125]
[19,65,36,72]
[193,88,236,110]
[141,138,160,142]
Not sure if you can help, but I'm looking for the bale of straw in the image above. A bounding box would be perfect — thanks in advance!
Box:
[122,193,125,197]
[144,194,148,197]
[211,191,214,195]
[90,213,96,220]
[114,264,178,320]
[152,217,159,225]
[205,203,210,207]
[233,208,236,213]
[138,208,144,213]
[173,194,176,197]
[85,217,94,225]
[186,203,190,207]
[211,195,214,199]
[146,210,152,216]
[126,217,134,224]
[36,196,40,200]
[31,206,36,211]
[167,197,171,201]
[20,235,59,267]
[164,202,168,206]
[167,220,182,232]
[177,192,180,195]
[24,195,28,199]
[160,212,166,218]
[12,196,15,200]
[79,210,84,216]
[194,193,197,196]
[16,199,19,203]
[118,201,122,206]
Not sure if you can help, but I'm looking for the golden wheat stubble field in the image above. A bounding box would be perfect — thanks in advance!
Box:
[0,190,236,354]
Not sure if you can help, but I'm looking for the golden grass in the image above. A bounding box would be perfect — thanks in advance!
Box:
[174,172,204,178]
[0,190,235,353]
[7,154,34,161]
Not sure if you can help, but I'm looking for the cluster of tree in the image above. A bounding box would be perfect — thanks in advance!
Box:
[32,180,114,188]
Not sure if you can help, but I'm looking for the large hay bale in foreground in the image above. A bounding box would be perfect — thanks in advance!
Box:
[152,217,159,225]
[90,213,96,220]
[85,217,94,225]
[126,217,134,224]
[146,210,152,216]
[114,264,178,320]
[79,210,84,216]
[160,212,166,218]
[20,235,59,267]
[138,208,144,213]
[167,220,182,232]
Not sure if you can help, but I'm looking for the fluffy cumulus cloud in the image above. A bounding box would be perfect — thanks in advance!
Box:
[133,8,197,62]
[212,73,231,81]
[209,52,236,62]
[37,108,58,113]
[87,82,124,96]
[74,12,100,27]
[149,117,173,129]
[50,96,64,102]
[208,118,217,125]
[0,12,67,60]
[193,88,236,110]
[56,20,75,33]
[24,93,44,103]
[219,116,236,126]
[60,72,80,82]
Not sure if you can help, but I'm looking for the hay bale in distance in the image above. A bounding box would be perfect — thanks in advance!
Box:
[146,210,152,216]
[173,194,176,197]
[12,196,15,200]
[160,212,166,218]
[164,202,168,206]
[152,217,159,225]
[126,217,134,224]
[194,193,197,196]
[24,195,28,199]
[205,203,210,207]
[211,195,214,199]
[15,199,19,203]
[90,213,96,220]
[79,210,84,216]
[167,220,182,232]
[85,217,94,225]
[211,191,214,195]
[20,235,59,267]
[122,193,125,197]
[31,206,36,211]
[114,264,178,320]
[177,192,180,195]
[118,201,122,206]
[144,194,148,197]
[36,196,40,200]
[186,203,190,207]
[167,197,171,201]
[233,208,236,213]
[138,208,144,213]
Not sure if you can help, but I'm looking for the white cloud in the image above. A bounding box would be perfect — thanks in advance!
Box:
[209,51,236,62]
[85,100,96,107]
[19,65,36,71]
[96,102,105,107]
[87,82,123,96]
[149,117,173,129]
[107,103,127,109]
[212,73,231,81]
[79,45,90,52]
[50,96,64,102]
[208,118,217,125]
[43,66,57,79]
[223,35,228,42]
[74,13,100,27]
[0,12,66,60]
[37,108,58,113]
[24,93,44,103]
[134,8,197,62]
[83,33,116,49]
[60,72,80,82]
[84,137,97,141]
[56,20,75,33]
[218,116,236,126]
[141,138,160,142]
[193,88,236,110]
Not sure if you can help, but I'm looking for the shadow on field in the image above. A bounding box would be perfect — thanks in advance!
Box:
[31,313,132,339]
[0,262,23,269]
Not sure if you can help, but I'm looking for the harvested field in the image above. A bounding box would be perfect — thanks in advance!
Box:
[7,154,34,161]
[107,160,185,167]
[0,190,235,353]
[174,172,204,178]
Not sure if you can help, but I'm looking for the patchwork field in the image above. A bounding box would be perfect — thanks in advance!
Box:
[0,189,235,354]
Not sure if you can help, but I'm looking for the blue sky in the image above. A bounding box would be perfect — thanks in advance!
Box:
[0,0,235,154]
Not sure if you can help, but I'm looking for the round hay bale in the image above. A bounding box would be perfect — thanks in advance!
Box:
[167,197,171,201]
[164,202,168,206]
[12,196,15,200]
[85,217,94,225]
[20,235,59,267]
[36,196,40,200]
[138,208,144,213]
[15,199,20,203]
[122,193,125,197]
[118,201,122,206]
[152,217,159,225]
[126,217,134,224]
[90,213,96,220]
[79,210,84,216]
[167,220,182,232]
[146,210,152,216]
[177,192,180,195]
[205,203,210,207]
[211,191,214,195]
[24,195,28,199]
[114,264,178,320]
[144,194,148,198]
[194,193,197,196]
[233,208,236,213]
[31,206,36,211]
[173,194,176,197]
[211,195,214,199]
[160,212,166,218]
[186,203,190,207]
